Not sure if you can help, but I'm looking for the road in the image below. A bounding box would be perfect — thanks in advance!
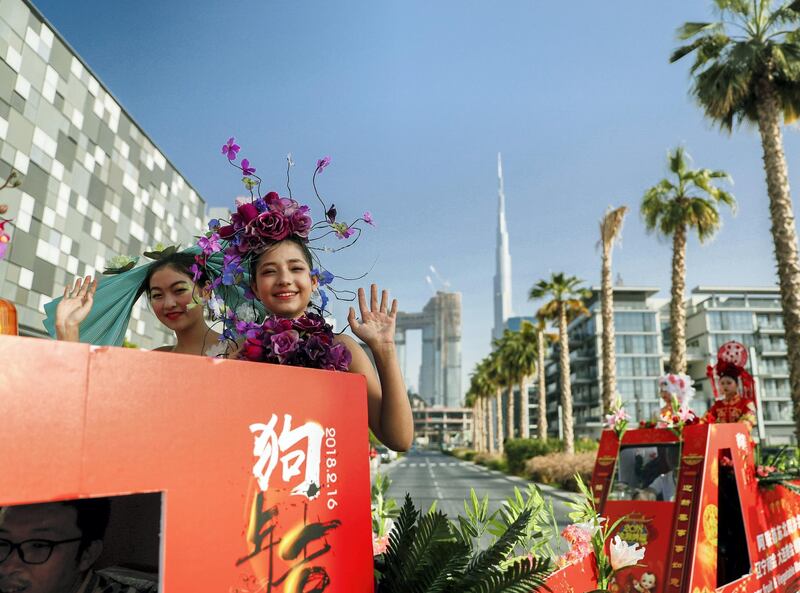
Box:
[378,449,575,548]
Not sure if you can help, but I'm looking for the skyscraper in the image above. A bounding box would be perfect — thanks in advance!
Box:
[492,152,512,342]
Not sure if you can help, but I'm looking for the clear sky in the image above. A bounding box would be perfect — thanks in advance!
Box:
[31,0,800,395]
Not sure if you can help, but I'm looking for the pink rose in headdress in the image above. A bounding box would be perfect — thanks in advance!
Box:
[289,205,312,238]
[232,202,259,228]
[264,192,299,215]
[271,329,300,363]
[246,211,290,241]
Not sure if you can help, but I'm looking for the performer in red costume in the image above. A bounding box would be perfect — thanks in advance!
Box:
[703,340,757,430]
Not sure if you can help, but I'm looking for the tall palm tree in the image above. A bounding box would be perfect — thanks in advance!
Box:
[494,330,519,441]
[671,0,800,439]
[641,147,735,373]
[465,383,481,451]
[529,273,590,455]
[486,350,507,454]
[599,205,628,414]
[469,361,494,452]
[511,321,539,440]
[534,321,557,441]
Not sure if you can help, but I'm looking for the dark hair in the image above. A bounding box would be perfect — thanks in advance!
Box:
[142,252,205,298]
[60,498,111,553]
[248,236,315,282]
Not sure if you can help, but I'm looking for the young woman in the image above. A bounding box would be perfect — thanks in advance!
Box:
[247,236,413,452]
[702,364,757,430]
[54,251,221,356]
[702,341,757,430]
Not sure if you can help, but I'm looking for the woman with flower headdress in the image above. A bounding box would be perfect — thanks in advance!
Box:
[702,340,757,431]
[656,372,697,426]
[44,247,223,357]
[197,141,413,451]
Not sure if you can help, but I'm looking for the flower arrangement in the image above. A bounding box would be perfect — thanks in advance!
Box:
[566,474,646,591]
[370,473,398,556]
[237,311,351,371]
[604,397,630,439]
[754,444,800,495]
[192,138,374,365]
[657,402,698,437]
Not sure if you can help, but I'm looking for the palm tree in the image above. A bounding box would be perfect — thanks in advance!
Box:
[599,205,628,414]
[671,0,800,440]
[506,321,539,440]
[486,350,507,454]
[465,383,481,451]
[641,147,735,373]
[494,330,519,441]
[468,362,494,452]
[529,273,590,455]
[534,321,557,441]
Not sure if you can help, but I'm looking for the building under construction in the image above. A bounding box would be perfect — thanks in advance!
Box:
[396,291,462,408]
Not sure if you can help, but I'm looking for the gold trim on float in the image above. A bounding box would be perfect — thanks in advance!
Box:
[597,456,616,466]
[682,454,704,466]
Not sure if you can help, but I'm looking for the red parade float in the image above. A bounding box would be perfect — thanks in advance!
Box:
[544,419,800,593]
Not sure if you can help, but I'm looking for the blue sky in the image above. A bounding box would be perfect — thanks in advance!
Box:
[32,0,800,395]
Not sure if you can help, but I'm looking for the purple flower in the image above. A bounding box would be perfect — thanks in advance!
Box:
[222,256,244,286]
[253,198,267,213]
[311,269,334,286]
[327,342,352,371]
[189,263,203,283]
[363,211,374,226]
[231,202,260,228]
[271,329,300,363]
[262,317,294,334]
[289,206,312,238]
[316,156,331,173]
[319,288,329,312]
[293,313,326,333]
[246,211,290,241]
[222,137,240,160]
[332,222,354,239]
[198,233,222,255]
[304,334,330,362]
[241,159,256,176]
[208,218,220,231]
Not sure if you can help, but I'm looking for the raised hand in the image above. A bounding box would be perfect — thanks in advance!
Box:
[55,276,97,341]
[348,284,398,349]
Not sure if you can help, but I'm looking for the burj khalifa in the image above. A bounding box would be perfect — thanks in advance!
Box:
[492,153,513,343]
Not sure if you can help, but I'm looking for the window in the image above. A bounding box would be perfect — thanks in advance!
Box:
[708,311,753,331]
[615,312,655,332]
[762,378,790,399]
[616,335,658,354]
[764,401,792,421]
[762,358,788,375]
[760,336,786,352]
[609,444,681,501]
[617,357,661,377]
[756,313,783,330]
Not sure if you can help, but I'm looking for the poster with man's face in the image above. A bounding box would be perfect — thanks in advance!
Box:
[0,336,374,592]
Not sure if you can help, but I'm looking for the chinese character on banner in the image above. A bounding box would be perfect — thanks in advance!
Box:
[250,414,324,499]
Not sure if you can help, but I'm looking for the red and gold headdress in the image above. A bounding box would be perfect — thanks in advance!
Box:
[706,340,756,405]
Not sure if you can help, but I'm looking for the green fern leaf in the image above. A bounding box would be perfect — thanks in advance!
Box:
[462,508,532,589]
